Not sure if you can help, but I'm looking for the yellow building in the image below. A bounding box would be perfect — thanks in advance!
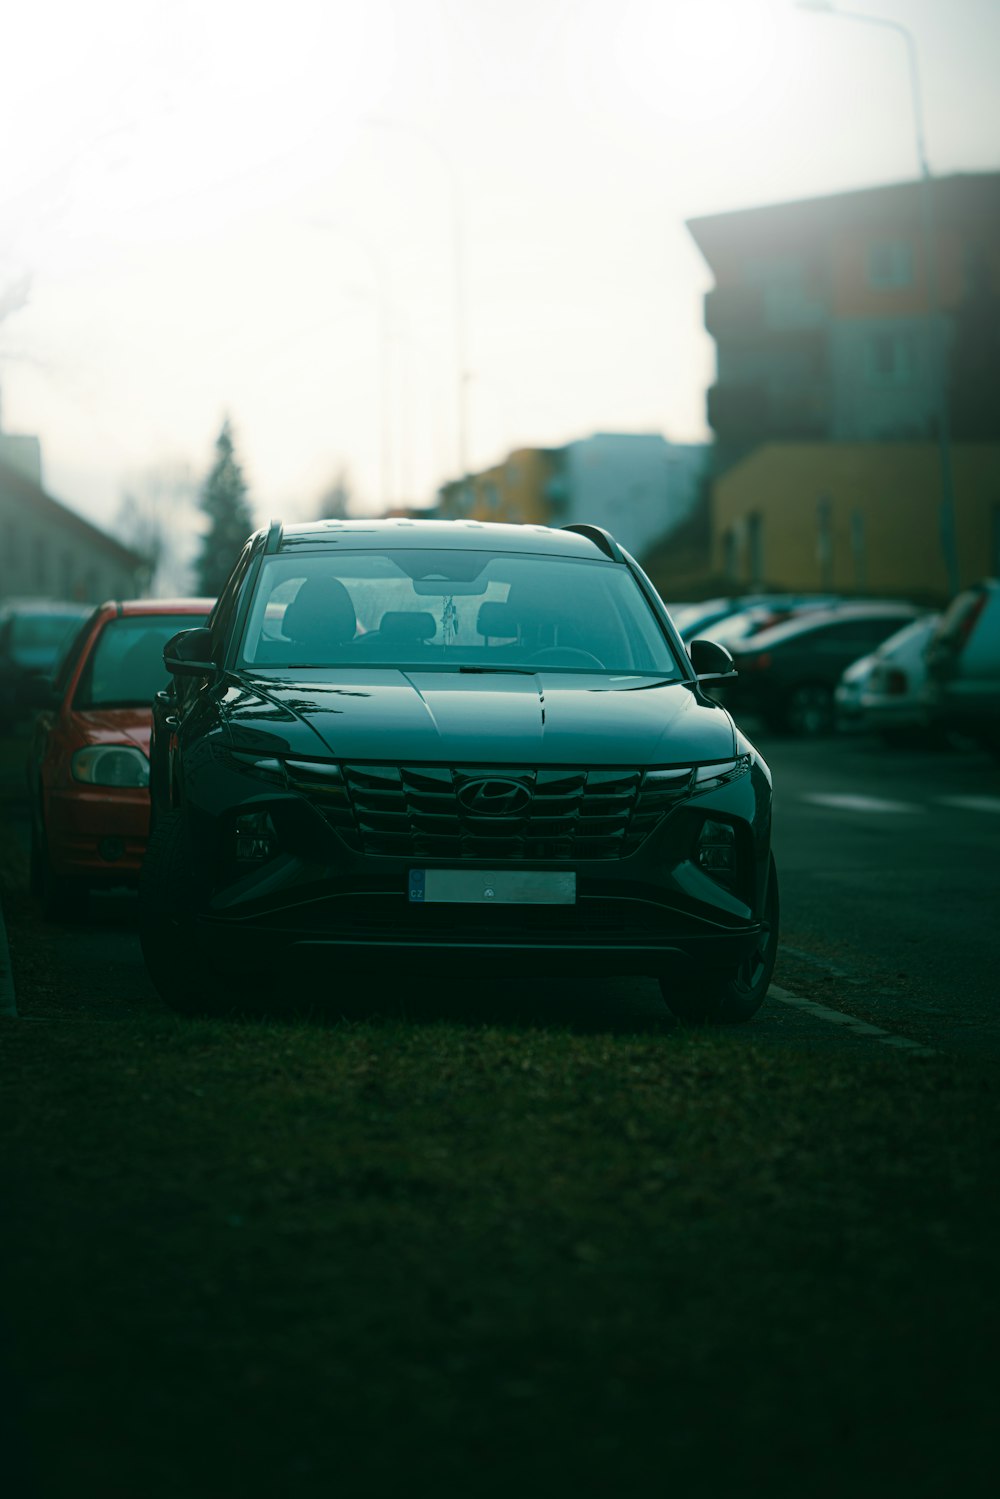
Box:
[713,442,1000,603]
[438,448,560,525]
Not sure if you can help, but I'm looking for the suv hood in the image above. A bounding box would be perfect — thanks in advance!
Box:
[223,669,735,766]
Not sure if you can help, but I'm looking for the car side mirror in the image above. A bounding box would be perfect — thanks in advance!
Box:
[688,637,736,681]
[164,627,217,678]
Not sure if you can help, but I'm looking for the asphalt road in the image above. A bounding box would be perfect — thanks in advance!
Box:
[2,723,998,1057]
[762,725,1000,1055]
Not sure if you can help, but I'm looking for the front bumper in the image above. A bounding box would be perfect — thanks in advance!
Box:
[46,786,150,884]
[183,754,773,982]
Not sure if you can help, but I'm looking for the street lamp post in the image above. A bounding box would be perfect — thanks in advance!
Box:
[797,0,960,596]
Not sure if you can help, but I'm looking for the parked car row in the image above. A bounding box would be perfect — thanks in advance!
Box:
[5,520,783,1024]
[674,582,1000,753]
[7,552,998,1030]
[0,598,93,731]
[708,600,926,735]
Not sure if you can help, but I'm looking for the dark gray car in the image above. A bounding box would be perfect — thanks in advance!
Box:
[140,518,779,1024]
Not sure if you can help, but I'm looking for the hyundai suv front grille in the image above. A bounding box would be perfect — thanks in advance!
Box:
[284,761,694,860]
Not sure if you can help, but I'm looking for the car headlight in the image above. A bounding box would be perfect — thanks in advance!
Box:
[229,750,288,786]
[690,753,752,796]
[72,745,149,788]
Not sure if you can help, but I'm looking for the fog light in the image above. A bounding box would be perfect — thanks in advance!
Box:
[697,819,736,888]
[234,810,278,863]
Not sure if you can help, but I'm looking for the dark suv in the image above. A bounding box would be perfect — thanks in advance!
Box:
[140,519,778,1022]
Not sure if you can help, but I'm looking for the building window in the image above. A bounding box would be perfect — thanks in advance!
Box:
[34,536,46,590]
[868,241,913,288]
[866,330,917,386]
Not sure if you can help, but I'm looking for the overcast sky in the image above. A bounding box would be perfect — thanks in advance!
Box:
[1,0,998,535]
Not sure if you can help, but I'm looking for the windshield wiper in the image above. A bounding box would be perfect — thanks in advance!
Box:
[457,666,539,675]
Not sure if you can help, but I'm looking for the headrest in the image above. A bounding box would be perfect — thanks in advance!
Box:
[281,576,357,645]
[378,611,437,642]
[477,601,518,638]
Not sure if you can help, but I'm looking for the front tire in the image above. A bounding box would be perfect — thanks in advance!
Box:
[661,853,779,1024]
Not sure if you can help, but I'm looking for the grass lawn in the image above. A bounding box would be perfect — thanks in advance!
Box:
[2,1004,998,1498]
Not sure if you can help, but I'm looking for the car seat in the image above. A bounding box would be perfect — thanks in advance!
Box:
[376,611,437,643]
[280,576,357,650]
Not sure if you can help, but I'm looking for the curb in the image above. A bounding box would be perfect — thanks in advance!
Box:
[0,892,17,1018]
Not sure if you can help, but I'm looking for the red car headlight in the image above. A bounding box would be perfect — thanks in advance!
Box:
[71,745,149,788]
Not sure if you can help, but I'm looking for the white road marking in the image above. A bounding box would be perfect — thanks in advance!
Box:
[768,983,938,1057]
[801,793,920,814]
[937,795,1000,815]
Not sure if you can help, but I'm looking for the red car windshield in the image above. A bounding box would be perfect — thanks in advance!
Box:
[74,614,208,709]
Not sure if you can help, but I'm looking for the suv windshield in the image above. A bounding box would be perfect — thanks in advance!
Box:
[239,550,680,675]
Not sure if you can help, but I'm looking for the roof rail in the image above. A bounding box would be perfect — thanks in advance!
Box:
[264,518,283,554]
[560,523,623,562]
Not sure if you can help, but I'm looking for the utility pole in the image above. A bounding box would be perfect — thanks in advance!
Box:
[797,2,960,595]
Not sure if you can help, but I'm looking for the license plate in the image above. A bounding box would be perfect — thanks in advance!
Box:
[408,869,576,905]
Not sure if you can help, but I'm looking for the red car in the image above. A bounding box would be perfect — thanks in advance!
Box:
[26,598,213,918]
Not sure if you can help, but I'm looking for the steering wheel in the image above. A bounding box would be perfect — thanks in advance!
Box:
[528,647,605,668]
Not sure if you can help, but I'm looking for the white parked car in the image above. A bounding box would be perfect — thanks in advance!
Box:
[835,613,940,742]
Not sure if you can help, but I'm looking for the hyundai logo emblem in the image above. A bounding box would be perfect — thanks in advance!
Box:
[457,777,532,816]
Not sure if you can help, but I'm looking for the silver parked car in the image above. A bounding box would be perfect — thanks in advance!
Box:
[835,613,940,743]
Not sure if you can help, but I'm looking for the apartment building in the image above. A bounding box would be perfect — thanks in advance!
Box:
[437,434,706,564]
[674,174,1000,601]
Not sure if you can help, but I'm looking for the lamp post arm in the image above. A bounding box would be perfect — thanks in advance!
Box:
[798,5,929,179]
[843,13,930,178]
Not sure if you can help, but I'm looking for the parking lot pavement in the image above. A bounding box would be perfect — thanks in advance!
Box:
[752,725,1000,1056]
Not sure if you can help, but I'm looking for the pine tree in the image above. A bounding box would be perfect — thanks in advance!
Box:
[195,419,255,596]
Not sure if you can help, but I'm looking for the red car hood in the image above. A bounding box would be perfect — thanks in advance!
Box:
[72,707,152,754]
